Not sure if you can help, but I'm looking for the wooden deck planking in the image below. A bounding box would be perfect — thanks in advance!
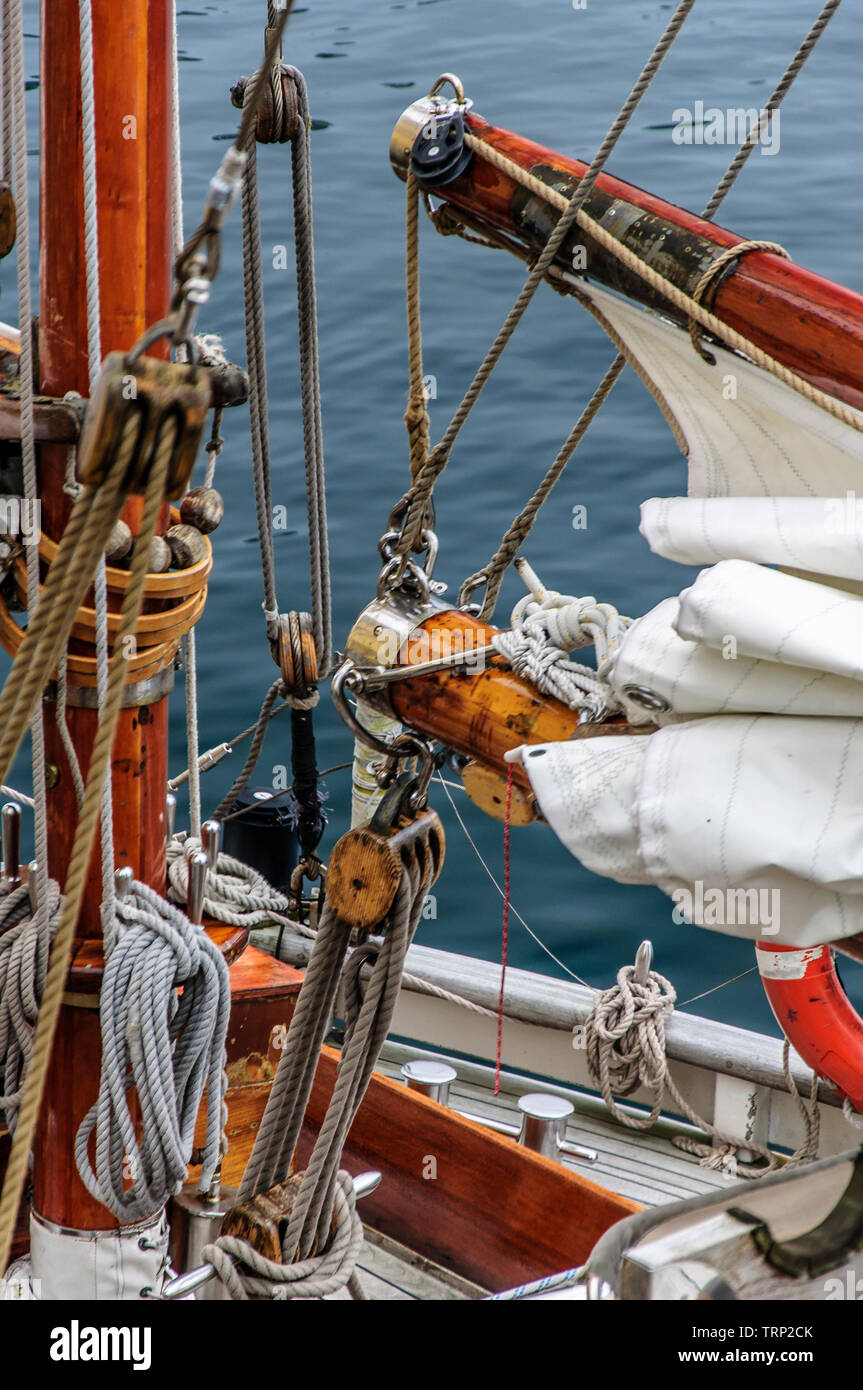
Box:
[325,1229,481,1300]
[376,1045,736,1208]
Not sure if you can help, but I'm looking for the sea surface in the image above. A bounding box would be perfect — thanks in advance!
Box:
[6,0,863,1033]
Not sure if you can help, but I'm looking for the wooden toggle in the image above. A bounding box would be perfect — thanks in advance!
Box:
[77,351,211,500]
[326,807,445,931]
[219,1172,333,1262]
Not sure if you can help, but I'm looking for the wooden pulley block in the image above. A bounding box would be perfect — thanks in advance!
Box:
[461,759,538,825]
[276,611,318,697]
[0,183,16,260]
[76,351,211,500]
[326,806,445,930]
[230,65,299,144]
[220,1171,333,1263]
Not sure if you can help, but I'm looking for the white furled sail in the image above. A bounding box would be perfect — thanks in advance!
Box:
[522,282,863,946]
[674,561,863,680]
[610,596,863,724]
[517,717,863,947]
[575,279,863,497]
[641,495,863,580]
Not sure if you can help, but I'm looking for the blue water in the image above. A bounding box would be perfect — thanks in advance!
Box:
[7,0,863,1032]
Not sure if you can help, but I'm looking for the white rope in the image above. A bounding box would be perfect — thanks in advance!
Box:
[0,785,33,810]
[74,879,230,1221]
[0,879,62,1132]
[7,0,49,926]
[585,963,821,1178]
[167,835,291,926]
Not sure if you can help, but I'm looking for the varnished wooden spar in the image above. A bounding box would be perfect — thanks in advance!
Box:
[30,0,175,1231]
[388,610,645,788]
[418,112,863,412]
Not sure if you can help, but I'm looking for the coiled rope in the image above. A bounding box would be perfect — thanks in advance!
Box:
[493,575,631,719]
[0,878,62,1133]
[167,836,290,928]
[74,881,230,1222]
[585,962,820,1178]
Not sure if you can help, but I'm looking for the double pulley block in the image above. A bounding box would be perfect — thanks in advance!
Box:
[77,348,212,501]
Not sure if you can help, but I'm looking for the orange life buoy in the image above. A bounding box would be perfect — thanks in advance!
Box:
[756,942,863,1110]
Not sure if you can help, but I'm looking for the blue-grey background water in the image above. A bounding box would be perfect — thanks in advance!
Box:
[7,0,863,1034]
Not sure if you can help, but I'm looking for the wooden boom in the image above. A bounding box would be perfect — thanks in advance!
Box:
[388,611,646,788]
[414,111,863,411]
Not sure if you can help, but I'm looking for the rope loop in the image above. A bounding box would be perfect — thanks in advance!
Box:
[74,879,230,1221]
[688,238,791,363]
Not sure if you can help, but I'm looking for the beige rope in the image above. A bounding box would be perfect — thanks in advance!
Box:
[464,133,863,437]
[0,423,175,1275]
[404,171,430,485]
[687,238,790,362]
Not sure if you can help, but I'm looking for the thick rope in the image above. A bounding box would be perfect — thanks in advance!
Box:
[208,841,432,1298]
[393,0,698,560]
[203,1171,364,1300]
[167,836,290,927]
[585,963,820,1178]
[0,878,62,1133]
[492,586,631,718]
[0,426,172,1274]
[74,880,230,1221]
[241,66,332,675]
[404,171,431,487]
[688,238,790,361]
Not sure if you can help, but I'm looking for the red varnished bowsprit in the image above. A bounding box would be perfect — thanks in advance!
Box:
[435,112,863,411]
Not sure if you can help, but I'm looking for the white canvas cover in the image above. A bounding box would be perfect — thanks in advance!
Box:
[518,717,863,946]
[640,495,863,581]
[674,560,863,681]
[610,596,863,723]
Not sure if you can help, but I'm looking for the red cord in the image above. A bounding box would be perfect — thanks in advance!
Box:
[494,762,514,1096]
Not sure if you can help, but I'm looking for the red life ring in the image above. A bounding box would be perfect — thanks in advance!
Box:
[756,942,863,1110]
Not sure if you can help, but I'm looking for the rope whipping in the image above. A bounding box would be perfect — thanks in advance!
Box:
[204,832,434,1298]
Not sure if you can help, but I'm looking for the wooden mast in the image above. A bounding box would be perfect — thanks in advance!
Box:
[32,0,174,1230]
